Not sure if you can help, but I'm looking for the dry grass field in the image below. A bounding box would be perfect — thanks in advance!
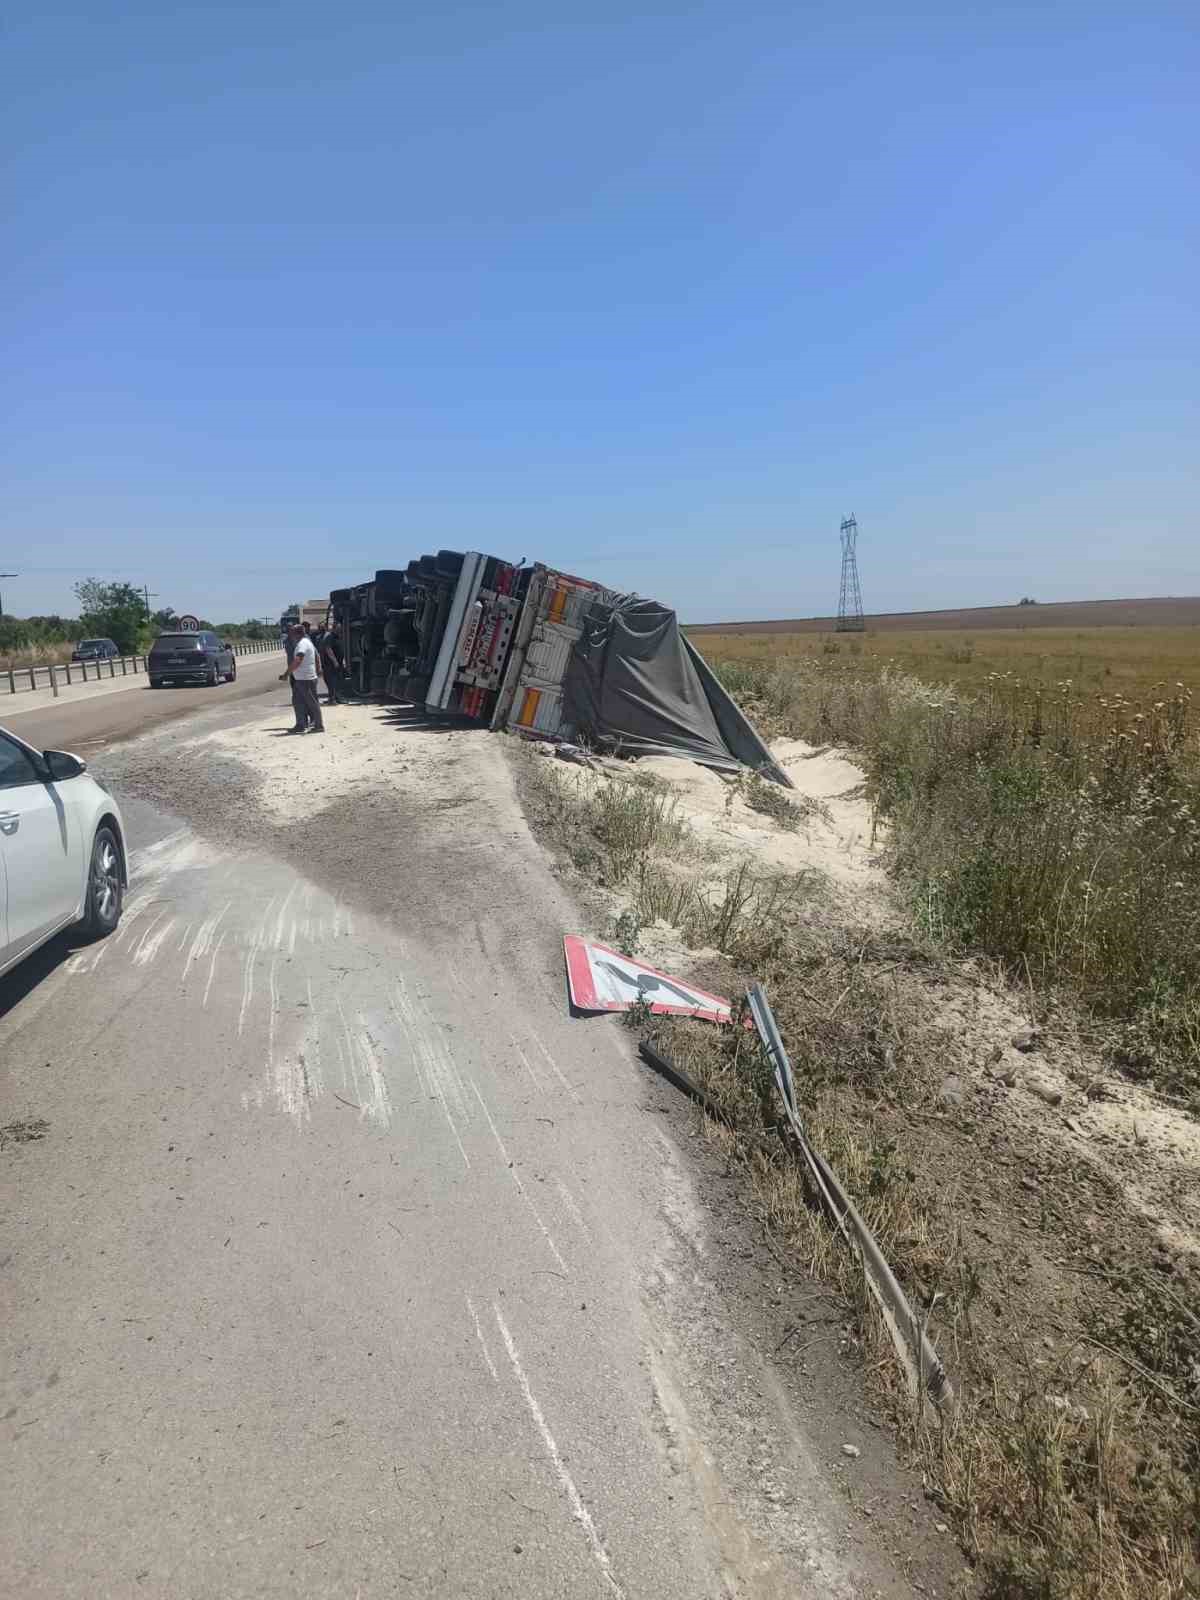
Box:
[694,623,1200,698]
[689,617,1200,701]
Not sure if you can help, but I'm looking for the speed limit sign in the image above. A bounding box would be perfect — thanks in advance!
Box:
[178,614,200,632]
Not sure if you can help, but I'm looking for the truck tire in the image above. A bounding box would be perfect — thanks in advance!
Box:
[435,549,464,577]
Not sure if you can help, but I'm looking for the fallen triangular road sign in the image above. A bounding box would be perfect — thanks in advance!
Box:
[564,936,733,1024]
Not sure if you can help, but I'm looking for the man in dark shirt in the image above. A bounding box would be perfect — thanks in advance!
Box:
[317,627,344,705]
[278,626,295,682]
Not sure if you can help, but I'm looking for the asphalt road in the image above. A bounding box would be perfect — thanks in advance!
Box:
[1,651,282,758]
[1,681,921,1598]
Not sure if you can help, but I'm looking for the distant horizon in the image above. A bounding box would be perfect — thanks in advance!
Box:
[687,591,1200,627]
[6,584,1200,633]
[687,592,1200,633]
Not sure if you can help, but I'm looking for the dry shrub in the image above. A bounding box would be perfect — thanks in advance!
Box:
[715,658,1200,1095]
[645,964,1200,1600]
[518,752,814,957]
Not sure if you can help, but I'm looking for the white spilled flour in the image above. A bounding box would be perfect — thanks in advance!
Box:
[200,707,416,823]
[634,740,884,892]
[68,815,399,1133]
[232,892,396,1130]
[544,736,889,927]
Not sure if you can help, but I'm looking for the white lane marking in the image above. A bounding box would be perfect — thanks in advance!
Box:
[64,954,86,974]
[512,1036,543,1092]
[471,1082,567,1273]
[465,1295,499,1383]
[555,1178,592,1242]
[176,921,194,953]
[530,1030,581,1102]
[202,929,228,1009]
[493,1307,624,1597]
[288,918,297,957]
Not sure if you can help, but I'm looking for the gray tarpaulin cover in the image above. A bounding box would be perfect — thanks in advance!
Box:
[562,597,792,787]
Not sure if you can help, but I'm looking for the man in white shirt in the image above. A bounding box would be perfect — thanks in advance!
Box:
[287,624,325,734]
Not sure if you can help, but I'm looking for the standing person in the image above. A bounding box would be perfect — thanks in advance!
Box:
[278,623,295,682]
[287,624,325,734]
[320,625,344,705]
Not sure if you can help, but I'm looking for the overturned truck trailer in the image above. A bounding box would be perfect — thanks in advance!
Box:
[329,551,790,785]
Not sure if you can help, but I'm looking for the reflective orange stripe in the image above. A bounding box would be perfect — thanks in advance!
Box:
[518,688,542,726]
[548,587,568,623]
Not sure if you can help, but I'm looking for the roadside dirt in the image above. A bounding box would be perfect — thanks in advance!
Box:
[529,737,1200,1271]
[514,735,1200,1597]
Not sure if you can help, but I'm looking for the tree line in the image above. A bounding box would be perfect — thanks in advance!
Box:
[0,579,276,656]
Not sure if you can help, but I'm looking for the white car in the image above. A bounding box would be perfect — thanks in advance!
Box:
[0,725,127,978]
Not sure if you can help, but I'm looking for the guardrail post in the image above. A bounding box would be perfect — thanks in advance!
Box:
[29,666,36,691]
[51,665,59,699]
[7,668,14,694]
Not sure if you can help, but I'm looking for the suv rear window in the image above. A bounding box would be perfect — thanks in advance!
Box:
[153,634,203,648]
[79,639,110,649]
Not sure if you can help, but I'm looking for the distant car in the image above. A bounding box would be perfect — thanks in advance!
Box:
[71,637,120,663]
[0,725,127,978]
[148,631,237,688]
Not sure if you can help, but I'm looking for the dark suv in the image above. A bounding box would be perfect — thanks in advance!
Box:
[72,637,120,662]
[148,631,237,688]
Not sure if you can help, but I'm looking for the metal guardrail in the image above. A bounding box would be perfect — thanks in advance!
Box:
[746,982,954,1411]
[0,638,279,700]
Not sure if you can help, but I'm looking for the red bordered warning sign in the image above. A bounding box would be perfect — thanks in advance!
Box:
[564,936,733,1024]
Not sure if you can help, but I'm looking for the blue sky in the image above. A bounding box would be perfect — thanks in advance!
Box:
[3,1,1196,623]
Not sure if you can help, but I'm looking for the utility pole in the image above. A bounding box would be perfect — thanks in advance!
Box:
[143,585,157,618]
[835,516,865,632]
[0,572,17,619]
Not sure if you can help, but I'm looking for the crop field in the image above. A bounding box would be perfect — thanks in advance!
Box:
[689,621,1200,700]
